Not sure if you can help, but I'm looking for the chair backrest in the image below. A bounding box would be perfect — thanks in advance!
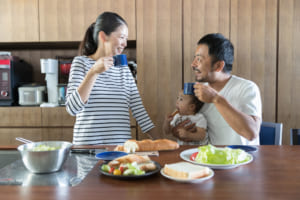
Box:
[259,121,283,145]
[290,129,300,145]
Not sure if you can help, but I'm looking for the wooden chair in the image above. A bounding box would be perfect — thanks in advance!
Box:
[259,121,283,145]
[290,129,300,145]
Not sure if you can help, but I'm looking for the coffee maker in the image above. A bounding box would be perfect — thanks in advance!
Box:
[40,59,59,107]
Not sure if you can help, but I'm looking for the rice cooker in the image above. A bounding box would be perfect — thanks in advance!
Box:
[18,84,46,106]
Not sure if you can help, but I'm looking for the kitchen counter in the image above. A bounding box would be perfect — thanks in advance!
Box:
[0,145,300,200]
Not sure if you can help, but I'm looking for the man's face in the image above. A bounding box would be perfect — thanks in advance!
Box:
[191,44,215,82]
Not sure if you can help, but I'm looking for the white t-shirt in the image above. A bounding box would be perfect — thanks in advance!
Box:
[200,75,262,145]
[170,112,208,145]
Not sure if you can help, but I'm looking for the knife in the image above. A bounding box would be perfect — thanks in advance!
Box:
[70,148,107,154]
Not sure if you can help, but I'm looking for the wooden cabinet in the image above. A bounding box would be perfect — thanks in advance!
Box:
[0,107,75,145]
[39,0,136,41]
[0,107,137,145]
[278,0,300,144]
[0,107,41,127]
[0,0,135,42]
[0,0,39,42]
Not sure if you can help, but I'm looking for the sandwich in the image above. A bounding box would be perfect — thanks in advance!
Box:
[108,154,157,172]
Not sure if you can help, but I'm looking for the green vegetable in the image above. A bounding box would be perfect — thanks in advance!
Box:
[101,164,111,173]
[195,144,250,165]
[123,162,145,176]
[32,144,59,151]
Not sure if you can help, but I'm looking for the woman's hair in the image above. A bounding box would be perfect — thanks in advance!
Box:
[78,12,127,56]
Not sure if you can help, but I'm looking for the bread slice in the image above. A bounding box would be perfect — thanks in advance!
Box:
[163,162,210,179]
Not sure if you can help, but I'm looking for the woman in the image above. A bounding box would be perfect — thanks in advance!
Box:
[66,12,156,145]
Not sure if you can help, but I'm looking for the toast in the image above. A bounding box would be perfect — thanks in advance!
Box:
[163,162,210,179]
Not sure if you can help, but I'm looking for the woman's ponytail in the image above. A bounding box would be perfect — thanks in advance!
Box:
[78,23,97,56]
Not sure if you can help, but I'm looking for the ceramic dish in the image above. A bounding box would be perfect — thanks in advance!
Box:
[95,151,128,161]
[160,167,214,183]
[180,148,253,169]
[227,145,258,152]
[99,161,161,180]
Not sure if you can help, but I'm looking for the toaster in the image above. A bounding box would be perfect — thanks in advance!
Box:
[18,84,46,106]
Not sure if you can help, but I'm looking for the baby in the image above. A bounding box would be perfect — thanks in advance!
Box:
[163,90,208,145]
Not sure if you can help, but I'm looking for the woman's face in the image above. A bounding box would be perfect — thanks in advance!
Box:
[106,24,128,56]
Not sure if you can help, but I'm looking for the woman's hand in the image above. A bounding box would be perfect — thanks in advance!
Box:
[92,56,114,74]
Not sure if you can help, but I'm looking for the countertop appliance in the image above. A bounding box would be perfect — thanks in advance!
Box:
[40,59,58,107]
[0,56,32,106]
[18,84,46,106]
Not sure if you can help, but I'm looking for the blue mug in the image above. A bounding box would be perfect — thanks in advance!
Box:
[183,82,195,95]
[113,54,128,67]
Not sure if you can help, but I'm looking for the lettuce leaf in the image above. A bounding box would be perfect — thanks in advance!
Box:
[195,144,250,165]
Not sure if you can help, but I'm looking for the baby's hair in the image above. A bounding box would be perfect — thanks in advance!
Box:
[189,95,204,114]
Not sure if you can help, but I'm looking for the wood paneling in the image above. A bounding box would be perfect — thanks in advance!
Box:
[39,0,136,41]
[183,0,230,82]
[230,0,278,123]
[0,128,42,145]
[0,107,72,145]
[0,0,39,42]
[278,0,300,144]
[41,107,75,127]
[0,107,41,127]
[136,0,183,139]
[41,128,73,142]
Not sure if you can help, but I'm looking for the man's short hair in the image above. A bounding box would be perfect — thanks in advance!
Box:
[197,33,234,73]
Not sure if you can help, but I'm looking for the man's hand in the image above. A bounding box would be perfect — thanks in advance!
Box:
[193,82,219,103]
[177,129,193,142]
[171,120,196,139]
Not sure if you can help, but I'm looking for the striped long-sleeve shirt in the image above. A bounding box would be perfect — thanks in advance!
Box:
[65,56,154,145]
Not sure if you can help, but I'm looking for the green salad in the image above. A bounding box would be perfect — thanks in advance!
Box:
[101,162,145,176]
[195,144,250,165]
[32,144,60,151]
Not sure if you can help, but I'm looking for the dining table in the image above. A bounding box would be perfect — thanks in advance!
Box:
[0,145,300,200]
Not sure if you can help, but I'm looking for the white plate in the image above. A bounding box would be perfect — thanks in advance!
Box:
[180,148,253,169]
[160,167,214,183]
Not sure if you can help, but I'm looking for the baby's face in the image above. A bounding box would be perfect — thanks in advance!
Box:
[176,91,194,115]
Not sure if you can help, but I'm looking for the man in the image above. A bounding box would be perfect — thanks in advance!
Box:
[173,33,262,145]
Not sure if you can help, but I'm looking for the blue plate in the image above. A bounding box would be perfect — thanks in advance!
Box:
[95,151,128,160]
[227,145,258,152]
